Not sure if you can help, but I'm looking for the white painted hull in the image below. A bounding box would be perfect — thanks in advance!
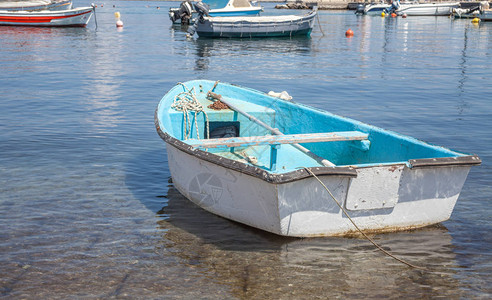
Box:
[0,6,93,27]
[166,144,471,237]
[396,2,460,16]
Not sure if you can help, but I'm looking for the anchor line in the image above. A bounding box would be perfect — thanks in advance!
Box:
[303,167,427,271]
[316,10,324,36]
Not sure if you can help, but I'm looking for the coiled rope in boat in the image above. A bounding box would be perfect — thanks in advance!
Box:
[171,82,209,140]
[304,167,427,271]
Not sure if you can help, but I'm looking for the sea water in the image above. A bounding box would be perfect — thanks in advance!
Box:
[0,1,491,298]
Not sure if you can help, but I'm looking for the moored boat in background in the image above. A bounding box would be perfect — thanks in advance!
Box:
[155,80,481,237]
[188,6,317,38]
[358,1,391,15]
[389,0,460,16]
[451,1,492,20]
[452,6,482,18]
[0,5,94,27]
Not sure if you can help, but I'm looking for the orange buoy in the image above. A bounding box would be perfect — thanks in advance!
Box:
[391,13,397,18]
[345,29,354,37]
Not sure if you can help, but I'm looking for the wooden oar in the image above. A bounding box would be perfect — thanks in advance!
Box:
[207,89,335,167]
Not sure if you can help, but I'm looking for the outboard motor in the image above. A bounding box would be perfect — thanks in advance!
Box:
[194,1,210,17]
[170,1,193,25]
[355,3,365,15]
[187,1,210,37]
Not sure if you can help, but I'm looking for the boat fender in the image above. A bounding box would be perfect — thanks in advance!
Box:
[267,91,292,101]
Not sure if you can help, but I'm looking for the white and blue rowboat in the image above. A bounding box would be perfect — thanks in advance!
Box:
[189,8,317,38]
[155,80,481,237]
[0,0,72,12]
[170,0,262,25]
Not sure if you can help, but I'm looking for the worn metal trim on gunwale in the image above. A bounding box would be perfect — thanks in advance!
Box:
[155,108,482,183]
[409,155,481,168]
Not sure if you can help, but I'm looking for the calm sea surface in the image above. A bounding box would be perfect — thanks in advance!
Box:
[1,1,491,298]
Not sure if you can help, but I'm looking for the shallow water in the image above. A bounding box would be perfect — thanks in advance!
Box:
[0,1,491,298]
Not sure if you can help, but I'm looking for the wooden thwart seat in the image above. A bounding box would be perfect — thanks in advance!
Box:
[186,131,368,149]
[186,131,369,171]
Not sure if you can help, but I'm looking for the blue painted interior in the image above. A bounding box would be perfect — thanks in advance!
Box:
[157,80,469,173]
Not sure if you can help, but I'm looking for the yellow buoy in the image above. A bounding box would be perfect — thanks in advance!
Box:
[472,17,480,23]
[381,12,386,17]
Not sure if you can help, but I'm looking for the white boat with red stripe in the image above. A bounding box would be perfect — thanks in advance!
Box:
[0,5,94,27]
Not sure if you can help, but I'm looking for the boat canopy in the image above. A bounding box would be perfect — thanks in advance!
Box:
[204,0,252,9]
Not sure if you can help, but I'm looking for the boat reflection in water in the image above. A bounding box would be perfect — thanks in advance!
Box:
[156,184,466,298]
[191,36,313,71]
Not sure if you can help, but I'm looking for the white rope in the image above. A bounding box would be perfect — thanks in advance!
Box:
[171,82,209,140]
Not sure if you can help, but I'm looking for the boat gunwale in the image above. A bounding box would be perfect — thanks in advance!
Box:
[202,9,316,24]
[154,114,480,184]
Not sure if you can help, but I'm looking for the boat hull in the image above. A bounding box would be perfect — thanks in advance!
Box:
[166,143,472,237]
[194,10,316,38]
[0,6,93,27]
[166,144,470,237]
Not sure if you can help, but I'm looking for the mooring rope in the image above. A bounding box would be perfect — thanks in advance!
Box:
[171,82,209,140]
[303,167,426,271]
[316,10,324,37]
